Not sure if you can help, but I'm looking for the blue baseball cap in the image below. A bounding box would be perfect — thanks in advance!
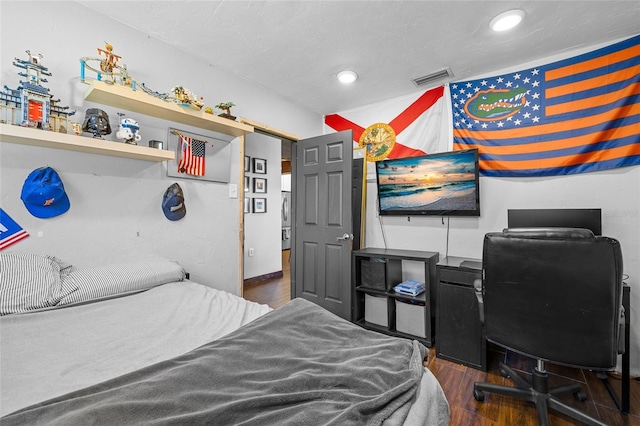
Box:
[21,167,70,218]
[162,183,186,221]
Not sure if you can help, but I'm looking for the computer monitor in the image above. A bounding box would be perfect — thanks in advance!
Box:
[507,208,602,236]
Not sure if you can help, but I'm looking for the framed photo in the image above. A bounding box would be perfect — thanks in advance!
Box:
[253,157,267,174]
[253,177,267,193]
[244,176,250,192]
[244,197,251,213]
[253,198,267,213]
[244,155,251,172]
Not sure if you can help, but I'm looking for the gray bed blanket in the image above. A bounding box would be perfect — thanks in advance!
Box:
[2,298,428,425]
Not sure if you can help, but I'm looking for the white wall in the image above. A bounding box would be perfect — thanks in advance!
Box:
[244,132,282,279]
[0,1,321,295]
[366,167,639,261]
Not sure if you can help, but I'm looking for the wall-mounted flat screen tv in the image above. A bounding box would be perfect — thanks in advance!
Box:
[375,149,480,216]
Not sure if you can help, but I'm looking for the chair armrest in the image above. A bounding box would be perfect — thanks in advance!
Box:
[474,278,484,324]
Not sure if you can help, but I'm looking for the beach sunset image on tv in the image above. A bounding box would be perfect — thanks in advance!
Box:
[375,149,480,216]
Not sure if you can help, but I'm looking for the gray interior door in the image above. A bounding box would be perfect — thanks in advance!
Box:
[291,130,353,320]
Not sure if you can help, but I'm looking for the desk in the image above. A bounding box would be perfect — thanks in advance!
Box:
[436,256,485,370]
[601,283,630,413]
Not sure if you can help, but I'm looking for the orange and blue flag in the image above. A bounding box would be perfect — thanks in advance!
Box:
[451,34,640,177]
[0,209,29,250]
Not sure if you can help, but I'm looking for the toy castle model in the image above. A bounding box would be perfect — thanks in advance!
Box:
[0,50,75,132]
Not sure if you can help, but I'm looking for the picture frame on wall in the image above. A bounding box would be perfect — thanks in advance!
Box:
[253,198,267,213]
[244,176,250,192]
[253,177,267,193]
[253,157,267,174]
[244,155,251,172]
[244,197,251,213]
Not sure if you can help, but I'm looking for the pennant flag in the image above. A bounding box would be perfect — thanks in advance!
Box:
[325,86,449,163]
[451,34,640,177]
[178,135,206,176]
[0,208,29,250]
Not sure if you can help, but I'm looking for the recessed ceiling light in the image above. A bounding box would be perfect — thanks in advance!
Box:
[337,70,358,84]
[490,9,525,32]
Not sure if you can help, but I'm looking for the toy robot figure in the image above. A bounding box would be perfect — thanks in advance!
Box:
[82,108,111,138]
[116,117,141,145]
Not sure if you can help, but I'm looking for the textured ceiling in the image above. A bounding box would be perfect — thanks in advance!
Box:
[77,1,640,115]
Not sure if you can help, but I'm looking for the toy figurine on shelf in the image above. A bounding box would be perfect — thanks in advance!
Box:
[115,113,141,145]
[71,122,82,136]
[98,42,120,75]
[171,86,204,110]
[80,43,135,88]
[0,50,75,131]
[82,108,111,138]
[215,102,236,120]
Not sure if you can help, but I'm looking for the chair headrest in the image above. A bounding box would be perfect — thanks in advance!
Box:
[501,227,596,240]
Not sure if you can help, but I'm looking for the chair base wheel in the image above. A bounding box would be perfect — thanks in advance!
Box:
[499,366,510,378]
[574,390,587,401]
[474,389,485,401]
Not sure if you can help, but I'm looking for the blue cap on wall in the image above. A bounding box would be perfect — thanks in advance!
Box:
[20,167,71,219]
[162,183,186,221]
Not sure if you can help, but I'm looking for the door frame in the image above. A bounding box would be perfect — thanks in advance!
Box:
[238,118,301,297]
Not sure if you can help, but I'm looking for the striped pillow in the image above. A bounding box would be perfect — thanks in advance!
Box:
[0,253,78,315]
[58,259,186,305]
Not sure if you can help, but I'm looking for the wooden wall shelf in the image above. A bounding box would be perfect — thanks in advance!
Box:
[84,81,254,138]
[0,124,175,162]
[1,80,255,162]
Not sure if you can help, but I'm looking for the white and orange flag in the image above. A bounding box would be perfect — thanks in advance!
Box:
[324,86,451,169]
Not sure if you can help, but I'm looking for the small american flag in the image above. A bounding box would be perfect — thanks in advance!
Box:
[178,135,206,176]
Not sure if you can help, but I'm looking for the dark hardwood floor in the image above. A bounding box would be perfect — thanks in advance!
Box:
[428,344,639,425]
[243,253,639,425]
[243,249,291,309]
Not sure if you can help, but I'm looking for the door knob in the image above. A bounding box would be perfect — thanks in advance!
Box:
[336,233,353,241]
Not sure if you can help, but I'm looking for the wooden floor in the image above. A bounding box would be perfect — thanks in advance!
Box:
[243,253,640,425]
[427,345,639,425]
[243,249,292,309]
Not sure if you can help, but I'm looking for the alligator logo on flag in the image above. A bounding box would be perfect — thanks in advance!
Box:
[451,34,640,177]
[324,86,448,163]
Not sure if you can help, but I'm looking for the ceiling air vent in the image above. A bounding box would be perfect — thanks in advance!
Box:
[412,68,454,87]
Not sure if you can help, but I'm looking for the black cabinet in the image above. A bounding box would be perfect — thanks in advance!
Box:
[352,248,439,347]
[436,256,486,371]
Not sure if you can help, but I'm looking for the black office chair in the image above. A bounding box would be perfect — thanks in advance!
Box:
[473,228,625,426]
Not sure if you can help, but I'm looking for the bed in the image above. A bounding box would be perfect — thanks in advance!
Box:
[0,253,450,425]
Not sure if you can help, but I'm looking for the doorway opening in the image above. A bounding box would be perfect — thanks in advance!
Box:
[242,131,294,309]
[243,249,291,309]
[240,124,364,316]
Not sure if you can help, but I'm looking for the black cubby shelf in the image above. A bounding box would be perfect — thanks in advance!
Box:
[352,248,439,347]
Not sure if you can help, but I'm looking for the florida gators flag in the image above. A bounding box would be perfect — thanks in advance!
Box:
[325,86,450,164]
[0,209,29,250]
[451,34,640,177]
